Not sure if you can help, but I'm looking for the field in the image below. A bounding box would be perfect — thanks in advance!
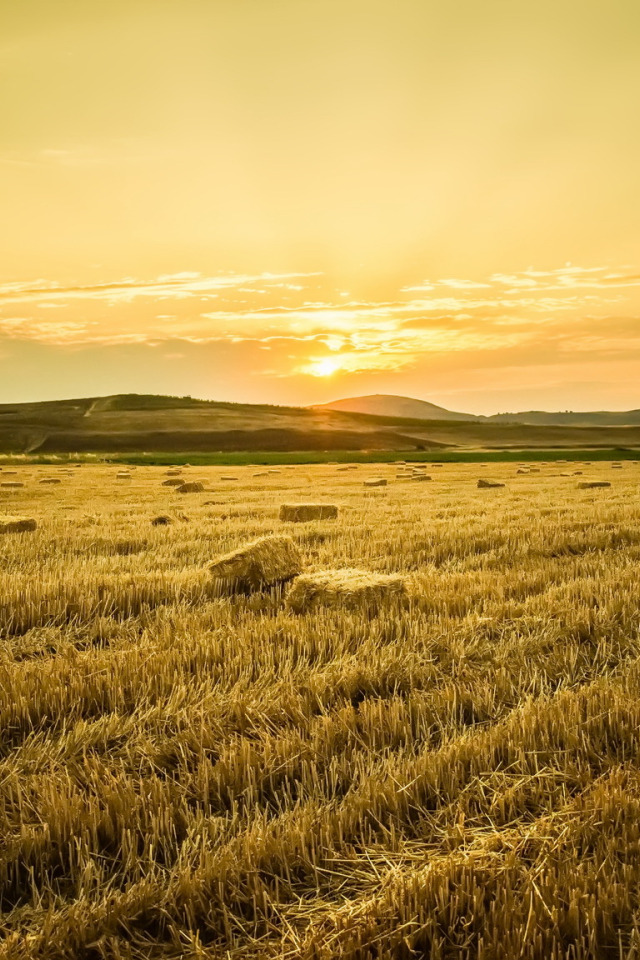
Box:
[1,460,640,958]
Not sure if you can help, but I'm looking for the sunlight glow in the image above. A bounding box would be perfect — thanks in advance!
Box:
[306,356,344,377]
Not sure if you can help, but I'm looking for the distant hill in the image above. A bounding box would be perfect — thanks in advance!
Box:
[487,409,640,426]
[315,394,640,428]
[1,393,640,454]
[313,394,480,422]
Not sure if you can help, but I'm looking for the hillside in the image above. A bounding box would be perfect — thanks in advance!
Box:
[1,393,640,454]
[313,393,480,421]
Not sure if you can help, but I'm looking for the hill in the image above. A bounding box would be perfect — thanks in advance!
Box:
[317,393,640,427]
[1,393,640,455]
[487,409,640,426]
[313,393,480,421]
[316,393,640,428]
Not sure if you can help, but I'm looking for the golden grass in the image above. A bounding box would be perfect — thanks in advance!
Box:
[0,459,639,957]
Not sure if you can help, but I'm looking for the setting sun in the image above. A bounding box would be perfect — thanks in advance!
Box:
[306,356,344,378]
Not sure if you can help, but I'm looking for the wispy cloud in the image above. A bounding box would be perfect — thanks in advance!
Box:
[1,265,639,384]
[0,271,321,308]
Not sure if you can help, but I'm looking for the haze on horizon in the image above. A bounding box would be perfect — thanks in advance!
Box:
[1,0,639,414]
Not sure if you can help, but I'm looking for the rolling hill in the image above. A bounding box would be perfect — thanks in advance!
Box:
[0,393,640,456]
[312,394,480,421]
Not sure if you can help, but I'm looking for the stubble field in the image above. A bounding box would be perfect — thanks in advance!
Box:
[1,459,640,959]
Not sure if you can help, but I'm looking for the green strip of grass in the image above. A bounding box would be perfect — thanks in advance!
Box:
[4,448,638,466]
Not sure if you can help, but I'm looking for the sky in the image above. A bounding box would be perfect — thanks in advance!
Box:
[1,0,639,414]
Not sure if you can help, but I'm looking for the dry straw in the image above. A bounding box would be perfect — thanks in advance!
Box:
[578,480,611,489]
[209,534,303,592]
[286,568,409,613]
[279,503,339,522]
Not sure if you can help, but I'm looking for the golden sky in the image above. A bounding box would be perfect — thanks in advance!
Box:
[1,0,639,412]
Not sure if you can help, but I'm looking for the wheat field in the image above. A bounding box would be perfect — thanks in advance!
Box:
[0,459,639,959]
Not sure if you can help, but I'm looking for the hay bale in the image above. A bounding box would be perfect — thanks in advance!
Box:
[364,477,387,487]
[0,481,24,488]
[209,535,302,592]
[279,503,339,522]
[165,469,182,476]
[477,479,505,488]
[162,478,184,486]
[516,469,529,475]
[0,516,37,534]
[39,477,61,485]
[177,481,205,493]
[578,480,611,489]
[220,475,239,481]
[116,471,131,480]
[286,568,408,613]
[410,474,432,482]
[612,464,623,469]
[151,515,173,526]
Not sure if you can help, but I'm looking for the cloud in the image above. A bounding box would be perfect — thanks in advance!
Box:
[0,271,321,308]
[1,265,639,400]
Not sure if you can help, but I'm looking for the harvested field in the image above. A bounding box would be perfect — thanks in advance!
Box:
[0,459,638,957]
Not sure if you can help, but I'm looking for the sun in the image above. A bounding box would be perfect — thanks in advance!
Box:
[308,356,343,377]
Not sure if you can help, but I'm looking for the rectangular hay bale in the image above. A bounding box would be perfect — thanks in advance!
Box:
[286,568,408,613]
[209,535,303,592]
[279,503,339,522]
